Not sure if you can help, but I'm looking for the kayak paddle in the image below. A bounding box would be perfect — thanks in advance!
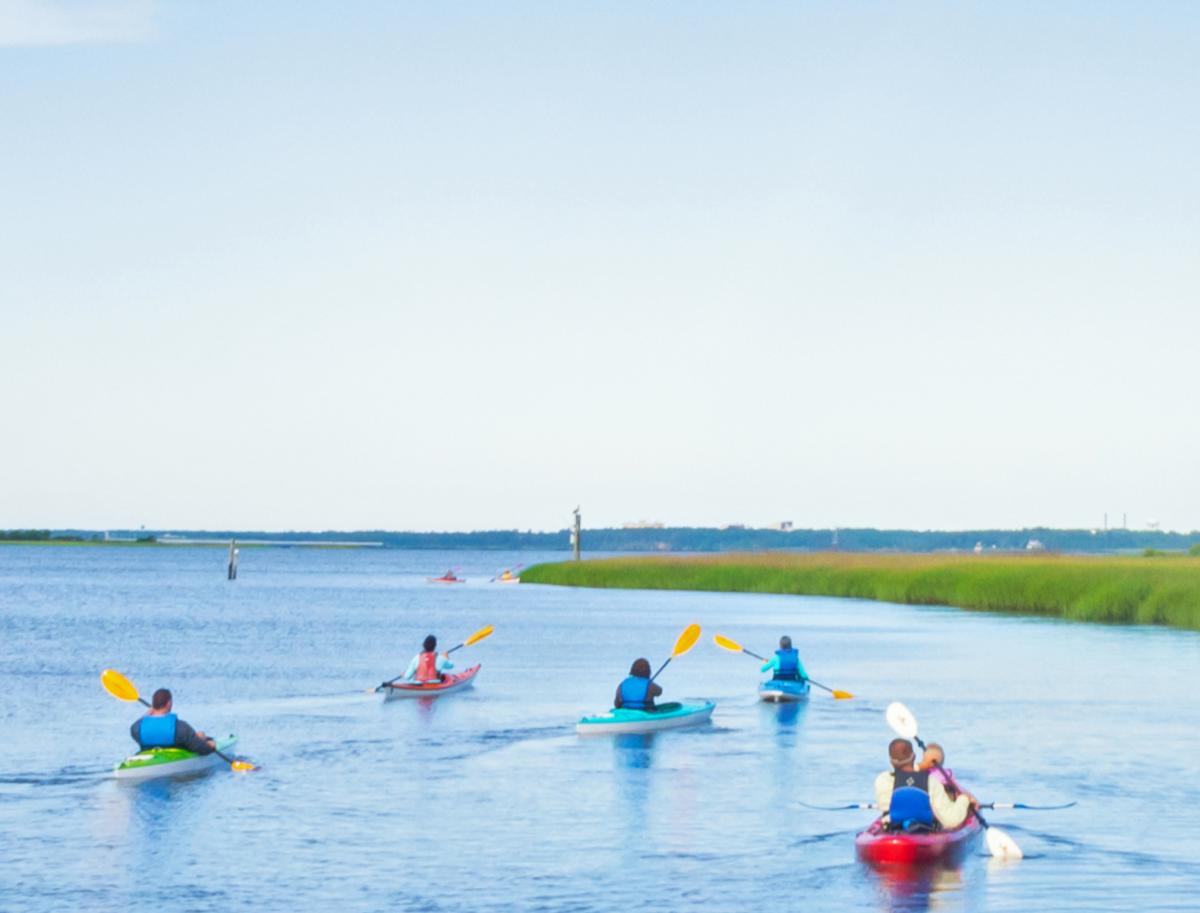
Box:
[100,669,256,772]
[649,623,702,683]
[712,634,854,699]
[375,625,495,691]
[801,799,1073,812]
[885,701,1021,859]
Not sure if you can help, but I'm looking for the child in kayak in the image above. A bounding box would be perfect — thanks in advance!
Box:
[760,635,808,682]
[402,635,454,683]
[614,658,662,711]
[130,688,215,755]
[875,738,977,831]
[919,743,962,799]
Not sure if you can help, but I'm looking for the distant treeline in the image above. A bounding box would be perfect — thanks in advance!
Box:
[14,526,1200,553]
[0,529,83,542]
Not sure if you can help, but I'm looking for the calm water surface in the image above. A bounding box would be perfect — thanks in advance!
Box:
[1,546,1198,912]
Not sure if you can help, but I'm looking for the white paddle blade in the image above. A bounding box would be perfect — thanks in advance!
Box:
[986,826,1023,860]
[885,702,918,740]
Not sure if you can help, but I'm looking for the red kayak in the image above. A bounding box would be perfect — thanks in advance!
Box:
[427,576,466,584]
[855,817,983,867]
[380,664,480,700]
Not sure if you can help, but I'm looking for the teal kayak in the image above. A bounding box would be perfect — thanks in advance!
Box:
[113,735,237,781]
[576,701,716,735]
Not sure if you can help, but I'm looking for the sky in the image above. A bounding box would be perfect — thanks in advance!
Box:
[2,1,1198,532]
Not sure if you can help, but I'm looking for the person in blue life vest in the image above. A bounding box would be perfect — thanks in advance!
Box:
[402,634,454,683]
[874,738,978,832]
[130,688,215,754]
[614,658,662,711]
[760,635,807,682]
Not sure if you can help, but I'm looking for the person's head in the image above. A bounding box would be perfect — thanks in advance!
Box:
[151,688,172,712]
[779,635,793,650]
[423,635,437,652]
[630,658,651,678]
[888,738,916,770]
[919,743,945,770]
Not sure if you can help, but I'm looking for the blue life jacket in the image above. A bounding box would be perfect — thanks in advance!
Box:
[890,770,935,830]
[138,713,178,749]
[618,676,651,710]
[774,648,801,681]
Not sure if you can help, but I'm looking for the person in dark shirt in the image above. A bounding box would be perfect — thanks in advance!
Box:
[130,688,215,755]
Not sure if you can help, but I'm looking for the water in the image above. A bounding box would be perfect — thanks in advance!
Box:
[2,545,1198,912]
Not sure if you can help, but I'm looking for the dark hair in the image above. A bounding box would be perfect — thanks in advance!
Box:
[888,738,915,766]
[151,688,172,710]
[780,635,792,649]
[630,658,651,678]
[423,635,437,652]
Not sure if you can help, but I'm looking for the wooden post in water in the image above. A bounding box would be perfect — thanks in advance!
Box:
[572,506,582,561]
[227,540,238,580]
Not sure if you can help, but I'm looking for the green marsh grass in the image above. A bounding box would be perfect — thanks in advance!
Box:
[521,552,1200,630]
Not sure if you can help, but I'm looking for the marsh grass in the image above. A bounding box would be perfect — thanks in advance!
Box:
[521,552,1200,630]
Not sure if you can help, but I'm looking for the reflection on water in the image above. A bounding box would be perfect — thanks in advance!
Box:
[868,864,964,913]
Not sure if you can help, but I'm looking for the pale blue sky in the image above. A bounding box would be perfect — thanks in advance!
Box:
[3,2,1197,532]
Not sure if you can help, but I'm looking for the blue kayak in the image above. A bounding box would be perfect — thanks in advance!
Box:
[759,678,811,702]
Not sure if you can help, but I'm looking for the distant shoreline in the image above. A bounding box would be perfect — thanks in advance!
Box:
[3,526,1198,554]
[520,552,1200,631]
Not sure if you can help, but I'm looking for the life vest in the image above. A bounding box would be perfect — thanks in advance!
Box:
[138,713,178,749]
[774,648,802,681]
[415,651,441,682]
[890,770,935,829]
[618,676,651,710]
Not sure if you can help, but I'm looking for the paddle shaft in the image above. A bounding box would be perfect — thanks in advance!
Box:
[649,657,671,683]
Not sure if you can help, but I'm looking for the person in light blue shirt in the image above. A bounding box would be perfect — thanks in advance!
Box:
[760,636,807,682]
[402,634,456,683]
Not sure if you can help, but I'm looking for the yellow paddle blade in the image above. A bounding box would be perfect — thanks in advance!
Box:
[101,669,141,703]
[230,759,256,772]
[712,634,744,653]
[832,689,855,700]
[672,623,702,658]
[464,624,494,647]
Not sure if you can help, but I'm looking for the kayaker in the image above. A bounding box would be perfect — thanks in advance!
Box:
[130,688,215,755]
[875,738,976,831]
[442,570,457,581]
[760,635,807,682]
[614,658,662,711]
[402,635,454,683]
[919,742,961,798]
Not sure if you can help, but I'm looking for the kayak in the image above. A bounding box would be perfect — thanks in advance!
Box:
[495,576,520,584]
[855,816,983,867]
[381,664,481,700]
[114,735,237,781]
[428,576,466,584]
[759,678,811,702]
[576,701,716,735]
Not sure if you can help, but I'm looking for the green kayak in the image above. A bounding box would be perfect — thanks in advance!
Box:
[113,735,237,781]
[576,701,716,735]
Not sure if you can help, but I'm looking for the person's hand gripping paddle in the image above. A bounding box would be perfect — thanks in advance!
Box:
[100,669,256,772]
[712,634,853,698]
[885,701,1021,859]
